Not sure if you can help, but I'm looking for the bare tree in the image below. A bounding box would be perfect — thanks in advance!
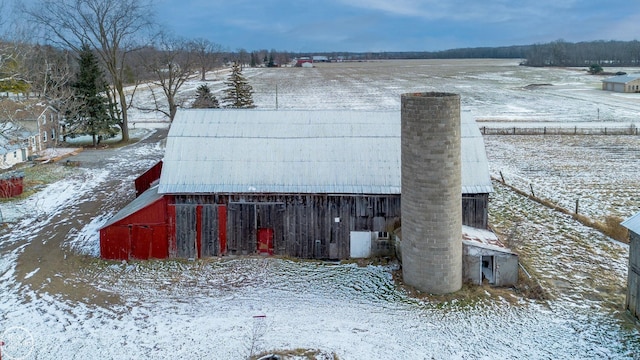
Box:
[189,38,223,81]
[138,34,197,121]
[25,0,155,142]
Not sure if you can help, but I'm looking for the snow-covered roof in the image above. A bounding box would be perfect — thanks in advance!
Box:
[158,109,493,195]
[621,212,640,234]
[462,225,514,254]
[602,73,640,84]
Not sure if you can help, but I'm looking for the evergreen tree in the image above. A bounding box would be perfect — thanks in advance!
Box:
[222,62,255,108]
[68,44,118,146]
[192,84,220,108]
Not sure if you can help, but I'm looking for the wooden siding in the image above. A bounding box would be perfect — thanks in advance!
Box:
[100,196,169,260]
[628,231,640,321]
[135,161,163,197]
[0,175,24,198]
[173,194,402,259]
[462,193,489,229]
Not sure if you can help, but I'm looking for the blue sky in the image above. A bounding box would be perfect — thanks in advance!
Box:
[127,1,640,52]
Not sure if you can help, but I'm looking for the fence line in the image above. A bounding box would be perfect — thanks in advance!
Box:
[481,125,638,136]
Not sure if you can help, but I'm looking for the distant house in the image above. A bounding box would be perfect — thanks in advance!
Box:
[100,110,496,261]
[602,74,640,93]
[312,55,329,62]
[0,122,31,169]
[0,99,63,156]
[622,213,640,322]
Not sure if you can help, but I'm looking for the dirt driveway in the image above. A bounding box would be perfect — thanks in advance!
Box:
[6,128,167,308]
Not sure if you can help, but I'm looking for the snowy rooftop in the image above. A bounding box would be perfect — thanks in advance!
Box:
[158,109,493,195]
[462,225,513,253]
[602,73,640,84]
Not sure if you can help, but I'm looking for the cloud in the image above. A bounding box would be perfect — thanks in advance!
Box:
[336,0,580,23]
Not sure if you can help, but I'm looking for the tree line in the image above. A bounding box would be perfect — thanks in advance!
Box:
[0,0,264,146]
[1,0,639,145]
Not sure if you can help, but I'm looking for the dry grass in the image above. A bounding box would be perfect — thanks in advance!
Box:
[251,348,339,360]
[391,268,533,307]
[493,176,630,244]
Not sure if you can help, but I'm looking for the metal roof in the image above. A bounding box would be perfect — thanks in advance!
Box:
[158,109,493,195]
[101,185,163,229]
[621,212,640,234]
[602,73,640,84]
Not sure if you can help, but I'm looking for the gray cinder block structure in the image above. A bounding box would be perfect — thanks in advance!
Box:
[401,92,462,294]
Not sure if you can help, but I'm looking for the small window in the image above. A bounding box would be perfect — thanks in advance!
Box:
[43,131,47,142]
[51,128,55,139]
[13,151,17,158]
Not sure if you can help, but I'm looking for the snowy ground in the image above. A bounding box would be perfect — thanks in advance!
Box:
[1,59,640,359]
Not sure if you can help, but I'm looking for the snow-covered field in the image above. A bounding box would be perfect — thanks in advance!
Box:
[1,59,640,359]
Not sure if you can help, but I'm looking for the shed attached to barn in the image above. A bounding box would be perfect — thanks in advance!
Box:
[602,74,640,93]
[100,109,493,261]
[622,212,640,321]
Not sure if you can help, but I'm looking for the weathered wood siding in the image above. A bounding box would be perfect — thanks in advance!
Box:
[173,194,401,259]
[462,193,489,229]
[169,192,488,260]
[628,231,640,321]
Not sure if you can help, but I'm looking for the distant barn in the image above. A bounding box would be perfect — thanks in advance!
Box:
[602,74,640,93]
[100,110,493,261]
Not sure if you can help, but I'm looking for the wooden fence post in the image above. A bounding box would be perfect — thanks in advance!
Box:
[530,184,535,197]
[575,199,579,214]
[499,171,505,184]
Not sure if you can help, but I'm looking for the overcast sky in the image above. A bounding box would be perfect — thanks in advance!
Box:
[153,0,640,52]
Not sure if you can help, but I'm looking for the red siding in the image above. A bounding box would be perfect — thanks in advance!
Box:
[0,176,24,198]
[100,195,169,260]
[134,161,163,197]
[167,195,177,257]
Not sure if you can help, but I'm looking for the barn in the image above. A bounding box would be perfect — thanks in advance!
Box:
[602,74,640,93]
[622,212,640,321]
[100,109,493,261]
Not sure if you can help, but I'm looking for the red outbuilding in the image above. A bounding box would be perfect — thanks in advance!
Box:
[100,186,170,260]
[0,171,25,198]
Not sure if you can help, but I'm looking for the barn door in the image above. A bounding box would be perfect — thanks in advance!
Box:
[227,203,256,255]
[130,226,153,260]
[201,205,219,257]
[257,228,274,255]
[175,204,197,258]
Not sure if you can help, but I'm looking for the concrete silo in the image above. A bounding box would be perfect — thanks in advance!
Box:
[401,92,462,294]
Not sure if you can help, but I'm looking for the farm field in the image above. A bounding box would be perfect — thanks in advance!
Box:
[1,59,639,359]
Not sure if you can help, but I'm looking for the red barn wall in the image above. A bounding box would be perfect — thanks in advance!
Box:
[134,161,163,197]
[100,195,170,260]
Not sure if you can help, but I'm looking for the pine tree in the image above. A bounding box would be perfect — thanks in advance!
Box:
[68,44,118,146]
[222,62,255,108]
[192,84,220,108]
